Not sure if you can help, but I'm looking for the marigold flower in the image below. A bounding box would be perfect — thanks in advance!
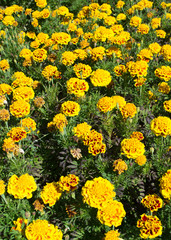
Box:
[74,49,87,60]
[19,48,32,59]
[62,51,77,66]
[121,103,137,119]
[25,219,63,240]
[0,59,10,71]
[32,48,47,62]
[7,173,37,199]
[155,66,171,82]
[73,122,92,140]
[116,13,126,21]
[151,18,161,29]
[103,230,121,240]
[2,16,15,26]
[10,100,30,118]
[0,95,7,106]
[82,177,116,209]
[130,131,144,141]
[163,100,171,112]
[33,96,45,108]
[7,127,27,142]
[134,77,147,87]
[121,138,145,159]
[42,65,61,81]
[58,174,79,192]
[61,101,80,117]
[40,8,50,19]
[2,138,16,153]
[33,199,44,212]
[113,159,128,174]
[90,69,112,87]
[0,109,10,121]
[41,182,62,207]
[155,30,166,38]
[97,96,115,113]
[88,142,106,156]
[111,96,126,110]
[67,78,89,97]
[159,169,171,199]
[137,48,153,62]
[141,194,163,212]
[13,87,34,102]
[135,155,147,166]
[0,83,13,95]
[137,214,162,239]
[83,129,103,146]
[0,180,5,195]
[160,44,171,61]
[113,65,127,76]
[11,218,28,233]
[116,0,125,8]
[73,63,92,79]
[137,24,150,35]
[151,116,171,137]
[97,200,126,227]
[91,46,106,61]
[20,117,36,133]
[130,16,142,27]
[52,113,68,132]
[148,42,161,54]
[158,82,170,94]
[51,32,71,45]
[35,0,47,8]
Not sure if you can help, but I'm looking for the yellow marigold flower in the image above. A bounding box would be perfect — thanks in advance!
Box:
[111,31,130,45]
[137,214,162,239]
[141,194,163,212]
[88,142,106,156]
[135,155,147,166]
[97,96,115,113]
[163,100,171,112]
[31,18,39,27]
[150,116,171,137]
[35,0,47,8]
[111,24,124,35]
[0,30,6,38]
[111,96,126,110]
[148,42,161,54]
[137,24,150,35]
[0,59,10,71]
[148,90,157,101]
[137,48,153,62]
[159,169,171,199]
[32,48,47,62]
[25,8,32,15]
[12,76,33,88]
[83,129,103,146]
[36,32,49,44]
[62,51,77,66]
[73,63,92,79]
[128,60,148,77]
[104,16,117,26]
[56,6,69,16]
[90,69,112,87]
[10,100,30,118]
[20,117,36,133]
[25,219,63,240]
[160,44,171,62]
[93,26,114,42]
[0,84,12,95]
[26,31,36,39]
[130,131,144,141]
[73,122,92,140]
[158,82,170,94]
[166,13,171,20]
[42,65,61,81]
[32,81,41,89]
[155,66,171,82]
[12,218,28,233]
[2,138,16,153]
[0,180,5,195]
[134,77,146,87]
[113,159,128,175]
[97,200,126,227]
[52,113,68,132]
[116,13,126,21]
[13,86,34,102]
[61,101,80,117]
[0,109,10,121]
[51,32,71,45]
[40,8,50,19]
[116,0,125,8]
[151,18,161,29]
[82,177,116,209]
[74,49,87,60]
[2,16,15,26]
[156,30,166,38]
[33,96,45,108]
[7,173,37,199]
[130,16,142,27]
[71,37,79,45]
[91,46,106,61]
[121,138,145,159]
[58,174,79,192]
[67,78,89,97]
[41,182,62,207]
[103,230,121,240]
[106,46,122,59]
[7,127,27,142]
[19,48,32,59]
[113,65,127,76]
[99,3,111,15]
[121,103,137,119]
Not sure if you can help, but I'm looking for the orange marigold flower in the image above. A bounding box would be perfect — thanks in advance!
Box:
[61,101,80,117]
[10,100,30,118]
[130,131,144,141]
[67,78,89,97]
[88,142,106,156]
[120,103,137,119]
[121,138,145,159]
[58,174,79,192]
[7,127,27,142]
[150,116,171,137]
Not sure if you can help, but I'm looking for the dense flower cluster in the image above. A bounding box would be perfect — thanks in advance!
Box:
[7,173,37,199]
[81,177,116,209]
[137,214,162,239]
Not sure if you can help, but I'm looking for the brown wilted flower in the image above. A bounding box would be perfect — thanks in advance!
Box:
[33,199,45,212]
[113,159,128,174]
[34,96,45,108]
[70,148,82,160]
